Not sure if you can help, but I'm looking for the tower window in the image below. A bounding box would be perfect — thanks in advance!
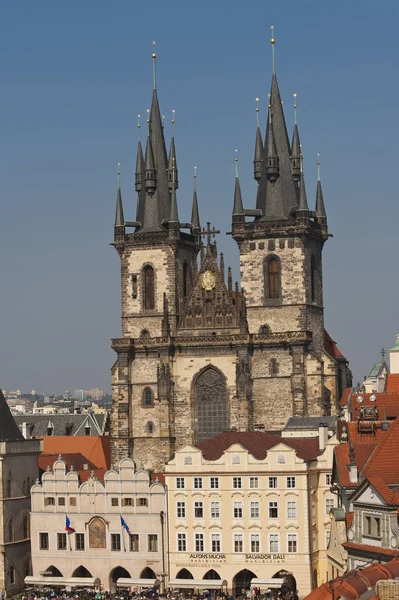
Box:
[143,265,155,311]
[311,255,317,302]
[270,358,279,376]
[264,256,281,300]
[142,387,154,407]
[146,421,154,434]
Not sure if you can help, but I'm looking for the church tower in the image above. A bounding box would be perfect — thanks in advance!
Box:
[110,39,351,472]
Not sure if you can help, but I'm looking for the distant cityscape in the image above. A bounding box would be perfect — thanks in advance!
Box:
[3,387,112,415]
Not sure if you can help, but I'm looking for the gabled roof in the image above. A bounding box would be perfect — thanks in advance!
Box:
[197,431,323,462]
[0,388,24,441]
[41,436,110,470]
[362,417,399,482]
[340,387,353,407]
[324,330,344,358]
[14,412,108,437]
[333,442,377,488]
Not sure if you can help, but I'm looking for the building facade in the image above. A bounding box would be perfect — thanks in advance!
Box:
[28,457,166,592]
[110,43,351,472]
[0,389,41,594]
[164,430,337,597]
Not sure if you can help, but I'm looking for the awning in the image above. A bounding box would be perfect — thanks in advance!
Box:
[25,576,97,588]
[250,579,285,588]
[117,578,160,588]
[169,579,227,589]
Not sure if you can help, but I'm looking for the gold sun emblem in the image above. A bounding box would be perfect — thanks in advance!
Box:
[201,270,216,291]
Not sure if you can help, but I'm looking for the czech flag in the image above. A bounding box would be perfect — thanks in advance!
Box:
[65,516,75,533]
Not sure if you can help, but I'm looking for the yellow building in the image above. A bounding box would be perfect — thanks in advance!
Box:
[165,426,337,597]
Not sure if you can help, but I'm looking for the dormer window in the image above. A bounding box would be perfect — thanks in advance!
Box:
[46,421,54,436]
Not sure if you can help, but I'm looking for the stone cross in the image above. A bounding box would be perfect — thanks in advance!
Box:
[201,222,220,246]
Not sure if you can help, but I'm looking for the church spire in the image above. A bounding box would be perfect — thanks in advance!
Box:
[167,111,179,192]
[168,158,179,225]
[232,152,244,216]
[257,30,298,220]
[191,166,201,232]
[291,94,301,182]
[114,163,125,229]
[254,98,263,181]
[265,109,280,183]
[140,43,170,231]
[315,156,327,223]
[297,155,309,216]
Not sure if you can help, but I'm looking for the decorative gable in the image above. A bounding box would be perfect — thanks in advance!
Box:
[178,242,245,332]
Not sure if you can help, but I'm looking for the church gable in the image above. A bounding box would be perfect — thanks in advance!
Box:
[178,239,243,332]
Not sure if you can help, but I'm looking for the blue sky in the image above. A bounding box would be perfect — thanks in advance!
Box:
[0,0,398,394]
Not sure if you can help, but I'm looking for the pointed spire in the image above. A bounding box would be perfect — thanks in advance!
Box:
[254,98,263,181]
[152,41,157,90]
[315,156,327,222]
[291,95,301,182]
[220,253,225,282]
[167,112,179,192]
[233,151,244,216]
[135,116,144,192]
[144,134,156,195]
[114,163,125,228]
[265,108,280,183]
[168,158,179,224]
[228,266,233,293]
[297,155,309,216]
[191,166,201,231]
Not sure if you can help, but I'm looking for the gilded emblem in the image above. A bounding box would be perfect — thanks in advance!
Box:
[201,270,216,291]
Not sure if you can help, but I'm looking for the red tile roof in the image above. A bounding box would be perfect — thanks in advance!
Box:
[347,421,388,444]
[196,431,323,461]
[303,557,399,600]
[334,442,377,487]
[340,387,353,407]
[351,392,399,420]
[343,541,399,557]
[324,330,344,358]
[41,436,110,470]
[386,374,399,393]
[366,475,399,505]
[363,418,399,483]
[39,453,99,473]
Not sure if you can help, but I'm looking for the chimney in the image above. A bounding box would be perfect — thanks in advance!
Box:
[318,423,329,451]
[21,422,31,440]
[349,463,358,484]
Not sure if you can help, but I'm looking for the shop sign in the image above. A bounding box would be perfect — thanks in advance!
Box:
[245,553,285,563]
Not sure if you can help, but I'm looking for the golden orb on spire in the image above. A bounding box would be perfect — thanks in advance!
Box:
[152,40,156,59]
[270,25,275,44]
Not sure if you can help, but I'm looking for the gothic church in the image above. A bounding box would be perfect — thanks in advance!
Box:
[110,44,351,471]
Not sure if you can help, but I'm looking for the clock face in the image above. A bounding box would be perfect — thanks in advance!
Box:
[201,270,216,291]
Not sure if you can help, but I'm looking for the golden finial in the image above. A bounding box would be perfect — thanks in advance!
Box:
[137,114,141,140]
[270,26,276,74]
[317,153,321,181]
[255,97,260,127]
[293,93,297,125]
[146,108,150,133]
[193,166,197,191]
[152,41,157,89]
[117,162,121,188]
[235,149,239,178]
[268,93,272,124]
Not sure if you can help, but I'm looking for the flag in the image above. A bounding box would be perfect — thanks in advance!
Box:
[65,516,75,533]
[120,515,131,534]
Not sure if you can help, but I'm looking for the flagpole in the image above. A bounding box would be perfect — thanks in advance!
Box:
[121,515,126,552]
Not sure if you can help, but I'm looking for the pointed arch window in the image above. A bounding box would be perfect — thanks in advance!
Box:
[264,256,281,301]
[194,367,228,443]
[311,255,317,302]
[143,266,155,311]
[143,387,154,408]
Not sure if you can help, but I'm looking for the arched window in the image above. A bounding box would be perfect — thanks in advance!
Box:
[183,262,189,298]
[259,325,270,335]
[143,387,154,408]
[264,256,281,300]
[194,367,228,443]
[8,519,14,543]
[23,515,30,539]
[140,329,150,340]
[311,255,317,302]
[143,266,155,311]
[269,359,279,376]
[146,421,154,434]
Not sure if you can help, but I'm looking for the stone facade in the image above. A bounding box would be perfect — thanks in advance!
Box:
[0,439,41,594]
[110,53,352,472]
[28,457,166,592]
